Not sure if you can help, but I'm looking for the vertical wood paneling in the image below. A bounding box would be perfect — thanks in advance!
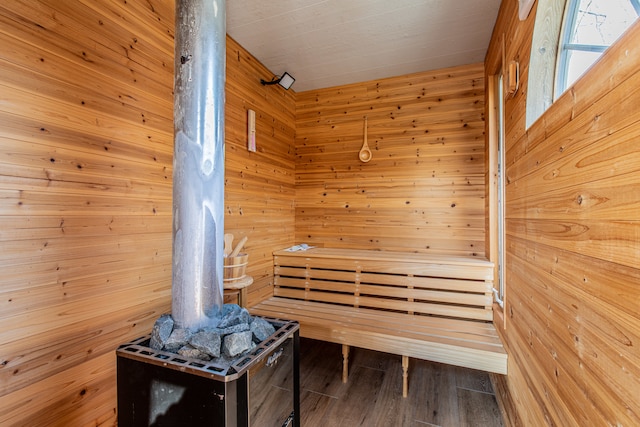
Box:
[0,1,295,425]
[295,64,486,256]
[487,0,640,424]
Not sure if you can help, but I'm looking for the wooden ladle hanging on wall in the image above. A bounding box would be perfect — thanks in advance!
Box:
[359,116,372,163]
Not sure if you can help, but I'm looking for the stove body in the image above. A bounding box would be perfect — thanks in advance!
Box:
[117,319,299,427]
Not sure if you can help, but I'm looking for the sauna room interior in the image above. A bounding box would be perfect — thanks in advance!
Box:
[0,0,638,425]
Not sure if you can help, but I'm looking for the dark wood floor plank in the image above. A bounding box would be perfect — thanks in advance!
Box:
[298,338,504,427]
[370,359,415,426]
[350,346,397,372]
[410,361,460,426]
[299,390,338,426]
[454,366,494,394]
[324,365,386,426]
[299,339,345,398]
[456,388,504,427]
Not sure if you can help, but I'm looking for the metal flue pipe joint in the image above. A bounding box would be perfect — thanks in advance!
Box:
[172,0,226,331]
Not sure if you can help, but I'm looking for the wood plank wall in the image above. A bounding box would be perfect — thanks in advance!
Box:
[0,1,174,424]
[225,36,296,306]
[295,64,486,256]
[0,1,295,425]
[486,1,640,425]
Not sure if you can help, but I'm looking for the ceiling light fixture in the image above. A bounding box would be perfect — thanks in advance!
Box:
[260,72,295,90]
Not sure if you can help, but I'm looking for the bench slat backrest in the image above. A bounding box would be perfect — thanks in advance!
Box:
[273,248,495,323]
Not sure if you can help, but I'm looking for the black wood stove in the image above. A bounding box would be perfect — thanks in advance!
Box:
[117,318,299,427]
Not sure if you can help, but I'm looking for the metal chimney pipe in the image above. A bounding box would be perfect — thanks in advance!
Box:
[172,0,226,330]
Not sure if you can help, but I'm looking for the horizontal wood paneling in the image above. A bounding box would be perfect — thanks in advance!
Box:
[295,64,487,256]
[486,0,640,425]
[224,35,296,306]
[8,0,638,424]
[0,1,295,425]
[0,1,175,425]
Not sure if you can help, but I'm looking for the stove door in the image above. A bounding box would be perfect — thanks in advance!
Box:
[117,355,237,427]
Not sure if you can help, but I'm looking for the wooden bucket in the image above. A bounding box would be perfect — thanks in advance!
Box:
[223,254,248,282]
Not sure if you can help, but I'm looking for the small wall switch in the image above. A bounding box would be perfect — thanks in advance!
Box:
[247,109,256,152]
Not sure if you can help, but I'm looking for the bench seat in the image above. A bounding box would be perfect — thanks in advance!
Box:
[249,248,507,396]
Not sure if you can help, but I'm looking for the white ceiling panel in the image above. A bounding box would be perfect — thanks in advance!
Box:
[227,0,501,92]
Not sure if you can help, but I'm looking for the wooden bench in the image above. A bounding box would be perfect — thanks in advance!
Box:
[249,248,507,397]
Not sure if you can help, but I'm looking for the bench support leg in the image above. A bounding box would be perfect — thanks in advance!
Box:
[402,355,409,398]
[342,344,350,383]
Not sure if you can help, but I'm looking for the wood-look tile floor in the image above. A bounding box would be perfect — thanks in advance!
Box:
[298,338,504,427]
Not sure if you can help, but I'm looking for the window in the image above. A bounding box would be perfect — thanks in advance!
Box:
[556,0,640,95]
[526,0,640,127]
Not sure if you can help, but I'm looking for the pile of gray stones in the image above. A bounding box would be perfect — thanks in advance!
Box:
[149,304,276,361]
